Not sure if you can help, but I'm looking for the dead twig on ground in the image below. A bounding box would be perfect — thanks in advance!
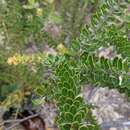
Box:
[0,113,40,130]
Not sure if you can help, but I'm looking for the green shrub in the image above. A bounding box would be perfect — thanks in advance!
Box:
[0,0,130,130]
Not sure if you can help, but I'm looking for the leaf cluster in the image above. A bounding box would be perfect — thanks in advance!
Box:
[53,61,100,130]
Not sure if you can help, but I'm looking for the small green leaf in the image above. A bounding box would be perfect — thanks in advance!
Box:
[66,98,73,104]
[73,112,82,122]
[65,112,73,122]
[32,97,45,106]
[72,121,80,129]
[123,59,129,72]
[113,57,118,68]
[62,87,68,96]
[35,86,45,96]
[60,123,71,130]
[63,81,71,89]
[70,105,77,114]
[75,95,83,103]
[67,90,75,98]
[73,100,80,108]
[63,71,71,78]
[87,55,95,68]
[63,103,70,112]
[78,125,88,130]
[58,96,66,105]
[117,58,123,70]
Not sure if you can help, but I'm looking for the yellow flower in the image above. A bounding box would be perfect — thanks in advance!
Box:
[7,53,24,65]
[57,43,69,55]
[37,56,42,62]
[36,8,43,16]
[7,55,18,65]
[7,53,46,65]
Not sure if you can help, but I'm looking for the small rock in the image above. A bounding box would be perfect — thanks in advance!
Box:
[82,85,130,130]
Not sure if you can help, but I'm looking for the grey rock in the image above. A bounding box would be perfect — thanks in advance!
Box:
[82,85,130,130]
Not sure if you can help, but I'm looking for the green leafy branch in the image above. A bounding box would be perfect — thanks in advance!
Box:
[52,60,100,130]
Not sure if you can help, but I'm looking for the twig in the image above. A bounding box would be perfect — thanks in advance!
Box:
[1,113,40,130]
[0,119,21,126]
